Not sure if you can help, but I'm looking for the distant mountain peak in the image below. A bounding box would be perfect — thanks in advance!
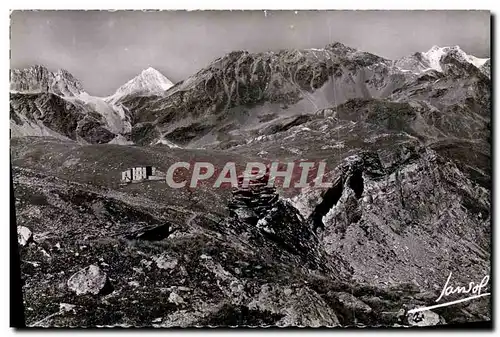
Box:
[107,67,174,102]
[10,65,85,97]
[424,45,489,71]
[141,66,161,74]
[396,45,490,74]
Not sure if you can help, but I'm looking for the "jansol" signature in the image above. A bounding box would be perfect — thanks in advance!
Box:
[408,272,490,314]
[436,272,490,303]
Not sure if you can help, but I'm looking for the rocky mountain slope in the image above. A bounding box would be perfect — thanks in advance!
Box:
[10,65,85,97]
[109,43,489,148]
[12,42,491,327]
[10,92,119,143]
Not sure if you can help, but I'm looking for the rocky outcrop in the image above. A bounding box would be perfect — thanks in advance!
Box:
[10,66,129,144]
[229,171,278,225]
[292,145,490,291]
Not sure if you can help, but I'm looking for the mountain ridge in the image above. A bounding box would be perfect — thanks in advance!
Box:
[111,42,489,147]
[10,65,86,97]
[10,43,490,147]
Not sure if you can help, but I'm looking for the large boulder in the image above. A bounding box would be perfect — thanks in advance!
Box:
[154,254,178,271]
[406,309,444,327]
[67,265,112,296]
[17,226,33,246]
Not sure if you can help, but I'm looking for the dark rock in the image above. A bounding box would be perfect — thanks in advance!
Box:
[229,169,279,225]
[124,223,171,241]
[326,291,374,325]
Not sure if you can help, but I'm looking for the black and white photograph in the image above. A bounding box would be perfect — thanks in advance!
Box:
[9,9,491,328]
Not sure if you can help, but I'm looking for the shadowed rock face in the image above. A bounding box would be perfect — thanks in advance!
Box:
[292,146,490,288]
[479,59,490,78]
[10,93,83,140]
[11,41,490,327]
[10,65,126,144]
[10,93,116,144]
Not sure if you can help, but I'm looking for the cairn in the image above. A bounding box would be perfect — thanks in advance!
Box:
[227,167,325,271]
[228,167,279,226]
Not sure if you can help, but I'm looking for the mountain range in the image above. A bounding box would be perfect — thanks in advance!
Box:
[10,44,490,147]
[11,42,491,327]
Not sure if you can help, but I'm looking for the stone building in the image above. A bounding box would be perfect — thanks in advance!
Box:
[121,166,158,183]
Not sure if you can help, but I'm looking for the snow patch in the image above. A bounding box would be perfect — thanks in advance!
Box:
[467,55,489,68]
[398,45,490,74]
[154,138,181,148]
[422,45,447,72]
[65,93,131,134]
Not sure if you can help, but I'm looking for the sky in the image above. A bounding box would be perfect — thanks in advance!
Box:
[10,10,491,96]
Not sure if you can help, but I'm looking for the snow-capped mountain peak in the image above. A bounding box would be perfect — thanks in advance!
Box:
[395,45,490,75]
[422,45,489,71]
[422,45,450,72]
[107,67,174,103]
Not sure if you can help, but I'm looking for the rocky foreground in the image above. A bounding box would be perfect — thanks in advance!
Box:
[13,138,490,327]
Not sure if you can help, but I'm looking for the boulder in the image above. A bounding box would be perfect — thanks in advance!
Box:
[407,309,443,327]
[154,254,178,270]
[326,291,374,325]
[67,265,112,295]
[59,303,76,313]
[17,226,33,246]
[332,291,373,314]
[168,292,184,305]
